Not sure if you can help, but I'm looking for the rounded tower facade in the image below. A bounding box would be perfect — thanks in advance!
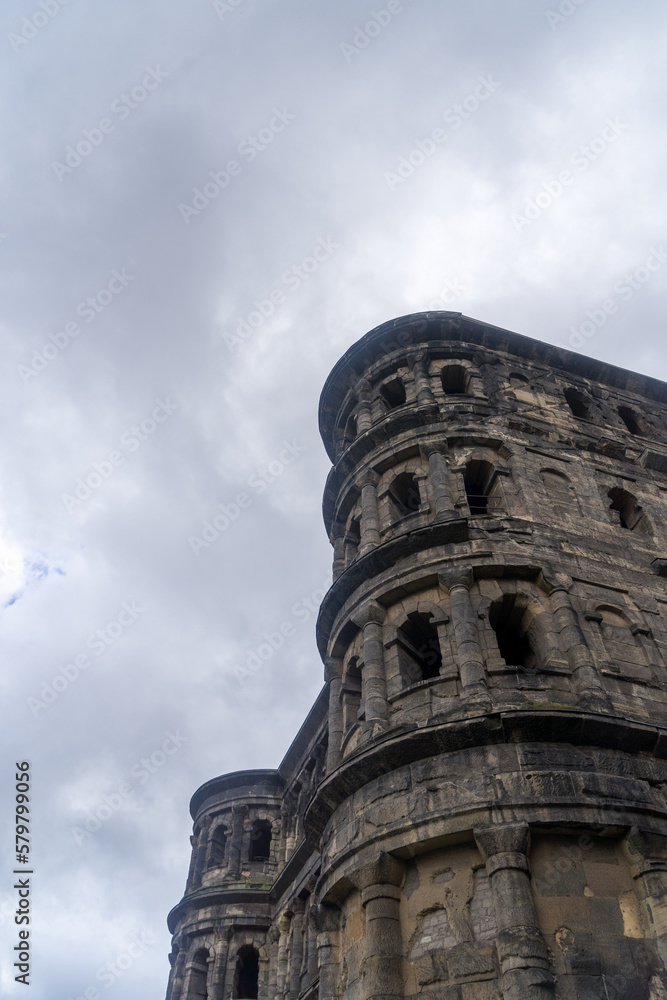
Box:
[166,312,667,1000]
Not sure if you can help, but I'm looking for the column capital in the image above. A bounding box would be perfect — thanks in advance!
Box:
[351,851,405,891]
[324,655,343,683]
[352,601,386,629]
[420,441,449,460]
[358,469,380,489]
[474,821,530,860]
[538,567,573,595]
[438,565,474,593]
[409,349,429,367]
[312,901,341,933]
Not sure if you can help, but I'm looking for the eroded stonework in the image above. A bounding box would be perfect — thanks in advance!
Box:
[164,312,667,1000]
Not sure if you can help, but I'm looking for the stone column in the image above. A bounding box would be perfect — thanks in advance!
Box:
[353,853,406,1000]
[315,903,342,1000]
[276,914,292,1000]
[410,351,436,404]
[539,569,608,709]
[209,930,232,999]
[289,901,306,999]
[421,444,458,521]
[624,828,667,975]
[474,823,555,999]
[266,926,280,1000]
[277,804,289,866]
[325,655,344,772]
[357,380,373,433]
[166,945,187,1000]
[227,805,246,878]
[193,821,210,887]
[438,567,492,709]
[358,471,381,554]
[352,602,389,730]
[331,522,346,580]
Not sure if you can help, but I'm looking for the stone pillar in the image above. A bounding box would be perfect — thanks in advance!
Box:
[438,567,492,709]
[289,901,306,999]
[227,805,245,878]
[193,821,210,887]
[421,444,458,521]
[624,828,667,975]
[276,914,292,1000]
[306,902,320,985]
[357,380,373,433]
[166,945,187,1000]
[315,903,342,1000]
[474,823,555,999]
[209,930,232,999]
[278,804,289,866]
[359,471,381,554]
[410,351,436,404]
[539,569,608,709]
[352,602,389,730]
[325,655,344,772]
[353,853,406,1000]
[331,522,346,580]
[266,926,280,1000]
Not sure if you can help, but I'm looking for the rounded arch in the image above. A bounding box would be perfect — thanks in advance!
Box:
[248,819,272,862]
[233,944,259,999]
[207,821,228,868]
[607,487,651,535]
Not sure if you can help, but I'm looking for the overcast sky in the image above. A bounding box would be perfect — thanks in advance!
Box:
[1,1,666,996]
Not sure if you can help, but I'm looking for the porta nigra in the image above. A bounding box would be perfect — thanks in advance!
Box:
[164,312,667,1000]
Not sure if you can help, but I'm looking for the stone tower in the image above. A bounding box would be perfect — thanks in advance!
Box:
[165,312,667,1000]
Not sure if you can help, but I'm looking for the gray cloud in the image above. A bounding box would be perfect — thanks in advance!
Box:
[1,0,666,995]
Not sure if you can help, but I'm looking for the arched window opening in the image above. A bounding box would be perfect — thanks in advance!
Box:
[618,405,643,436]
[608,488,650,534]
[397,612,442,683]
[380,377,406,410]
[564,387,593,420]
[248,820,272,862]
[233,945,259,1000]
[188,948,209,1000]
[341,657,362,733]
[489,596,536,670]
[207,824,227,868]
[441,364,468,395]
[389,472,421,519]
[464,460,501,516]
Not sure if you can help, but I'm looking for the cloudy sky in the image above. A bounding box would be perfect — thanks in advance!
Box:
[1,0,666,996]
